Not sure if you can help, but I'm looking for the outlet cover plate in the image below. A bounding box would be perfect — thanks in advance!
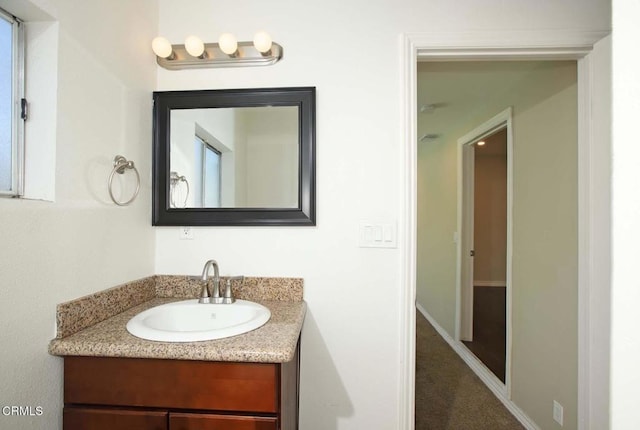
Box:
[553,400,564,426]
[179,226,194,240]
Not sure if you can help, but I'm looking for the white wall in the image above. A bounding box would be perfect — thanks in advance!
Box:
[0,1,158,429]
[511,66,578,430]
[155,1,609,429]
[243,107,298,207]
[610,0,640,428]
[169,114,197,206]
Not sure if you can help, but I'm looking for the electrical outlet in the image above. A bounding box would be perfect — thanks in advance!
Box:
[553,400,564,426]
[179,226,194,240]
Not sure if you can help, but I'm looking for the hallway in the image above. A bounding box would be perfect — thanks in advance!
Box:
[415,312,523,429]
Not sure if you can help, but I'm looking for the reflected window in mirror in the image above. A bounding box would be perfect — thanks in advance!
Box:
[194,135,221,208]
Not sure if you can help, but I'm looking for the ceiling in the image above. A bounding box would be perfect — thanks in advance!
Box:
[416,61,550,146]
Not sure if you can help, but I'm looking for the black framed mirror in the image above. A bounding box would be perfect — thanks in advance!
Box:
[152,87,315,226]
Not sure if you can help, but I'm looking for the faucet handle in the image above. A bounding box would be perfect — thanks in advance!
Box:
[198,280,211,304]
[222,276,244,304]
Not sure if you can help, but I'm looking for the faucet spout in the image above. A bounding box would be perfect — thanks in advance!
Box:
[199,259,221,304]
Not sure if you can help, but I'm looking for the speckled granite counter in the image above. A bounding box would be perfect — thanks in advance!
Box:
[48,275,306,363]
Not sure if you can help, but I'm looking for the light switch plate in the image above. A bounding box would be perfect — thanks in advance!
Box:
[358,221,397,248]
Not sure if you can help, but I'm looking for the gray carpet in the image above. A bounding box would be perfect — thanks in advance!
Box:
[415,312,524,430]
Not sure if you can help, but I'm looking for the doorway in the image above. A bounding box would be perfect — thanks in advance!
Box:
[412,56,585,429]
[402,32,608,430]
[459,124,509,384]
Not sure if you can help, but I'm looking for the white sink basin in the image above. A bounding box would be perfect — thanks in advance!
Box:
[126,299,271,342]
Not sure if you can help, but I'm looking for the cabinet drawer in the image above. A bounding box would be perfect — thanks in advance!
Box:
[170,412,277,430]
[64,406,167,430]
[64,357,279,413]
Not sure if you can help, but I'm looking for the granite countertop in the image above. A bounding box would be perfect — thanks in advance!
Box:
[48,275,306,363]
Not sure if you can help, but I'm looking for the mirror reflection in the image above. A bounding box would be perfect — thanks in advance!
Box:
[169,106,299,209]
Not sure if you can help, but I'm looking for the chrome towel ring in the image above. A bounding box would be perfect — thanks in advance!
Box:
[170,171,190,208]
[108,155,140,206]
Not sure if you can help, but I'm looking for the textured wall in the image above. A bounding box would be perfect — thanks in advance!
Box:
[0,1,158,429]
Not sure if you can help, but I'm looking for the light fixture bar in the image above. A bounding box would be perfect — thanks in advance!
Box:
[156,41,283,70]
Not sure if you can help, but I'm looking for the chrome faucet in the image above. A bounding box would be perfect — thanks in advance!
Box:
[199,259,222,304]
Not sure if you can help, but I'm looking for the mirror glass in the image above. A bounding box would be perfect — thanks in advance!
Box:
[169,106,298,209]
[152,87,315,226]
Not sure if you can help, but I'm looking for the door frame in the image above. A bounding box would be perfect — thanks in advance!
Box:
[400,31,609,430]
[458,136,476,343]
[456,110,513,341]
[456,109,513,395]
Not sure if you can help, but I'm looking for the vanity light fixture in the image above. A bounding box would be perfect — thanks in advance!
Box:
[151,31,282,70]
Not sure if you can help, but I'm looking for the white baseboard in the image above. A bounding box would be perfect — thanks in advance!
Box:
[473,280,506,287]
[415,302,540,430]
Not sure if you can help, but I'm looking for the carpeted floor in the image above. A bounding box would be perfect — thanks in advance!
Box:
[415,311,523,430]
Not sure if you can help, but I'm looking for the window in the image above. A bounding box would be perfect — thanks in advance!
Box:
[193,135,221,207]
[0,7,24,197]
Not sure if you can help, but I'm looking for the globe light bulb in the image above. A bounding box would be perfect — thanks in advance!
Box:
[218,33,238,55]
[151,36,173,59]
[253,31,273,54]
[184,35,205,57]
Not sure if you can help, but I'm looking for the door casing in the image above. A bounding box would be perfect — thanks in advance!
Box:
[400,30,609,430]
[456,109,513,395]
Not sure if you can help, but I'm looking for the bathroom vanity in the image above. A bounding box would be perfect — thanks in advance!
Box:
[49,276,305,430]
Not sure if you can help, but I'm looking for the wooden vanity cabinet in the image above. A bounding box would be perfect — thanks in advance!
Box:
[169,413,277,430]
[62,345,299,430]
[63,408,278,430]
[64,407,168,430]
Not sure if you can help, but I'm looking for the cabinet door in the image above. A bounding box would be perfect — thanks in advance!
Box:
[64,407,167,430]
[170,412,277,430]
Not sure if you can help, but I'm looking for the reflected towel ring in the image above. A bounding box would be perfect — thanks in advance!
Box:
[108,155,140,206]
[170,171,190,208]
